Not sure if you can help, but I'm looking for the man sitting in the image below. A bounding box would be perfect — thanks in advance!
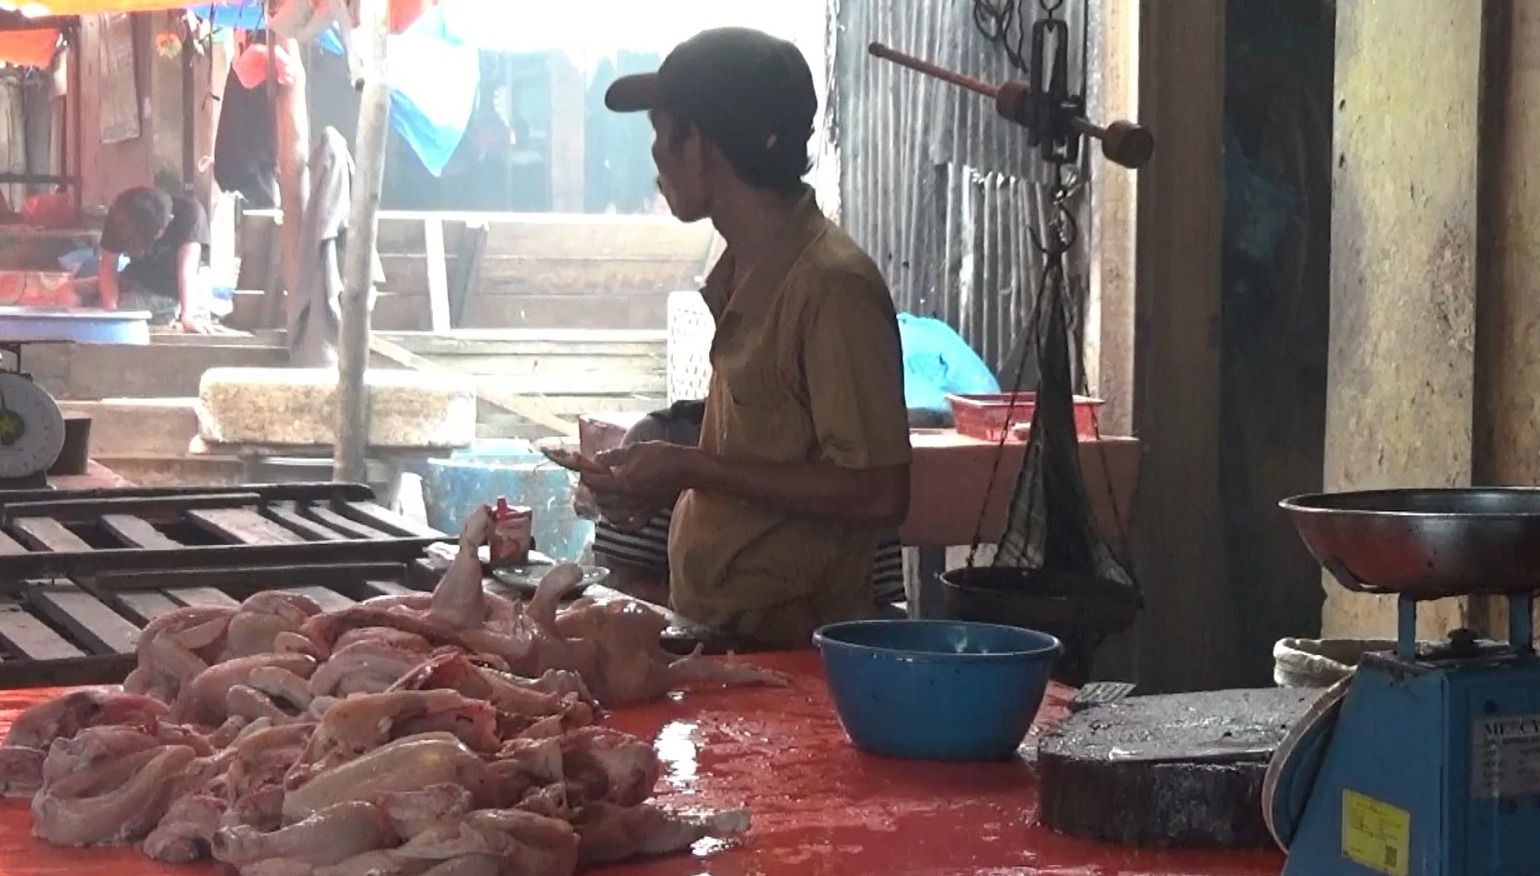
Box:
[581,400,906,614]
[80,187,220,332]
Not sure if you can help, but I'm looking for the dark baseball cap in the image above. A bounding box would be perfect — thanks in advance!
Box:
[605,27,817,157]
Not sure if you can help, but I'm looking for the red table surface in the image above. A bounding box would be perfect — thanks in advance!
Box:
[0,653,1284,876]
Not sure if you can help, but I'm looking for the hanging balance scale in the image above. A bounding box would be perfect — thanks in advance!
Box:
[867,3,1154,684]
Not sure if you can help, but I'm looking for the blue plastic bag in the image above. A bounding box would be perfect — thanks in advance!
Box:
[897,313,1000,413]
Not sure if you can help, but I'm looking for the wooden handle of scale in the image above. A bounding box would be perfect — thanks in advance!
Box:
[869,43,1155,170]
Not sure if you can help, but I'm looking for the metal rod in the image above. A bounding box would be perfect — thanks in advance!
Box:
[1508,593,1534,654]
[867,42,999,99]
[1396,595,1418,662]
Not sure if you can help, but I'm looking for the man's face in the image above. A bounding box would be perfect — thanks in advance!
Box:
[112,214,167,258]
[649,111,709,223]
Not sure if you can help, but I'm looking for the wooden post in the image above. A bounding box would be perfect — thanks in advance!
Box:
[334,0,391,483]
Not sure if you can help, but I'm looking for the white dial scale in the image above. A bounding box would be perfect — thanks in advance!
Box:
[0,371,65,481]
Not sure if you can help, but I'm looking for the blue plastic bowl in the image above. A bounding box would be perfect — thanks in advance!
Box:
[812,619,1063,761]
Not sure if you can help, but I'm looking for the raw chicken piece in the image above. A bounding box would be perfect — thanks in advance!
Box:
[374,784,475,838]
[130,607,236,700]
[430,503,493,630]
[282,734,494,823]
[389,651,591,726]
[224,785,285,834]
[311,640,436,697]
[174,653,319,725]
[300,606,470,653]
[575,802,750,866]
[248,665,315,711]
[560,726,661,807]
[557,598,788,705]
[141,792,225,862]
[32,743,198,846]
[464,808,580,876]
[417,857,501,876]
[227,685,291,722]
[4,689,169,750]
[298,690,500,775]
[213,799,396,867]
[223,592,322,660]
[336,626,433,653]
[0,745,44,796]
[43,726,165,783]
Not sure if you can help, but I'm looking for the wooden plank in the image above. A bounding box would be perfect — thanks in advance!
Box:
[459,291,671,332]
[0,601,86,660]
[167,587,242,609]
[0,483,371,506]
[1127,0,1234,691]
[27,580,141,654]
[114,591,183,625]
[11,518,92,552]
[449,221,488,326]
[368,334,579,437]
[360,579,417,598]
[188,508,307,545]
[0,531,28,555]
[285,586,356,612]
[98,562,406,592]
[424,217,451,332]
[2,492,266,525]
[341,501,446,540]
[100,514,182,550]
[304,504,390,539]
[264,503,348,541]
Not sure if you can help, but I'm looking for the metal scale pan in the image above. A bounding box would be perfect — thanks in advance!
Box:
[1280,487,1540,599]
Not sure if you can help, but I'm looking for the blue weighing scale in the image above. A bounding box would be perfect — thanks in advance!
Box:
[1268,489,1540,876]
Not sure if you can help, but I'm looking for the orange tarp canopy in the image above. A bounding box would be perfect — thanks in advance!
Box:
[0,27,57,67]
[0,0,434,33]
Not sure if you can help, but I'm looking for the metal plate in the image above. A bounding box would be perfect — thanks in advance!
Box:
[490,563,610,597]
[0,306,152,344]
[1281,489,1540,598]
[0,372,65,479]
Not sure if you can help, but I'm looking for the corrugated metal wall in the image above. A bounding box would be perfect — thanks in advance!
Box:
[829,0,1090,380]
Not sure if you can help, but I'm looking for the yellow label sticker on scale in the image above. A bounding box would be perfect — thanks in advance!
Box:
[1342,789,1411,876]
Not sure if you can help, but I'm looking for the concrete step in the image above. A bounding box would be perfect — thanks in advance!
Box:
[22,339,288,400]
[92,454,247,488]
[59,398,199,459]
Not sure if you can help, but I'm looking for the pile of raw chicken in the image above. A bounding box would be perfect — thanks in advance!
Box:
[0,506,789,876]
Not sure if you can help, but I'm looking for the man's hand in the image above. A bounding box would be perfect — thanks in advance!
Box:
[581,441,697,531]
[584,441,697,499]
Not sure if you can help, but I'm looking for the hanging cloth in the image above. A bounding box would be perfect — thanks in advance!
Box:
[213,43,278,208]
[288,126,382,367]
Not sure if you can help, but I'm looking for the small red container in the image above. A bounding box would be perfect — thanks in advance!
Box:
[488,496,533,565]
[946,392,1104,442]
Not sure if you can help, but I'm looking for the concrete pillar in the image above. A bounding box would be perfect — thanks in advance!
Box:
[1324,1,1540,639]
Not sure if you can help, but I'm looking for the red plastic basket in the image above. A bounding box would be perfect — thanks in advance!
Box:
[946,393,1104,442]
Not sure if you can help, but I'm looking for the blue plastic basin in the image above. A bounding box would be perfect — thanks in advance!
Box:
[813,619,1062,761]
